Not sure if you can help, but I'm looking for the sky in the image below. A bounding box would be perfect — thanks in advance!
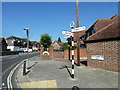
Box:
[2,2,118,42]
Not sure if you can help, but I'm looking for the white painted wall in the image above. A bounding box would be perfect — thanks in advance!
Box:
[7,46,20,51]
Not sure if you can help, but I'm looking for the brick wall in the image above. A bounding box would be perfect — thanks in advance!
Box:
[40,46,64,59]
[64,48,87,59]
[87,40,120,72]
[54,51,64,59]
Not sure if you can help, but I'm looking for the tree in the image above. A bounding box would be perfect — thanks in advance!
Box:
[40,34,52,50]
[58,37,62,43]
[62,43,68,50]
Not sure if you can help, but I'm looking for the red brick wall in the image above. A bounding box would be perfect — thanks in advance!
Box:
[54,51,64,59]
[40,46,44,58]
[87,40,119,72]
[64,48,87,59]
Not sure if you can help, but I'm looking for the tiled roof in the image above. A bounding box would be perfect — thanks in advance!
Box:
[6,36,27,40]
[86,15,120,41]
[58,42,64,46]
[52,40,64,46]
[86,15,119,33]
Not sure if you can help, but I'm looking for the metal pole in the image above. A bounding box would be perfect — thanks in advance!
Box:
[26,30,29,69]
[71,35,74,78]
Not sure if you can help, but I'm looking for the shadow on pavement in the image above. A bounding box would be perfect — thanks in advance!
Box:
[59,65,72,78]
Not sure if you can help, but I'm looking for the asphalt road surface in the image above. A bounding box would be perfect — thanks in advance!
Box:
[1,52,39,89]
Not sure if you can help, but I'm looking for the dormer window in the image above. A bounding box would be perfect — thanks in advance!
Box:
[91,27,96,34]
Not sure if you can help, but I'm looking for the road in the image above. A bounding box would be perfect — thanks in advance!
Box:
[1,52,39,89]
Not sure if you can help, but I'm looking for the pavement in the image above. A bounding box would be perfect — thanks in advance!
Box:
[16,55,118,89]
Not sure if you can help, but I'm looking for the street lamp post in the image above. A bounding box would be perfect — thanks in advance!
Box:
[23,28,30,70]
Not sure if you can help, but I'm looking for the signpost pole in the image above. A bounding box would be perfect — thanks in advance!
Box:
[71,35,74,78]
[70,22,75,79]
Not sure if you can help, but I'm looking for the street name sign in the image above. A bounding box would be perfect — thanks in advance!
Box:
[64,34,71,39]
[72,26,86,32]
[62,31,72,35]
[62,31,73,39]
[91,55,104,61]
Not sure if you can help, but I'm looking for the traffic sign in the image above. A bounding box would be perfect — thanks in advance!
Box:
[62,31,72,35]
[62,31,73,39]
[72,26,86,32]
[64,35,71,39]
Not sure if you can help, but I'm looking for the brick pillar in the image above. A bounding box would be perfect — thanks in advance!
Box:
[49,46,54,59]
[40,45,44,58]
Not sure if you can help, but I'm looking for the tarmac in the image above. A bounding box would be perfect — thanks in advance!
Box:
[15,55,118,89]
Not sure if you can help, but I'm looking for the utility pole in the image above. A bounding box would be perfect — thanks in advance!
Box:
[76,0,79,27]
[76,0,80,66]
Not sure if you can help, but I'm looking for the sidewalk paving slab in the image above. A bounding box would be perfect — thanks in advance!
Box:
[16,56,118,89]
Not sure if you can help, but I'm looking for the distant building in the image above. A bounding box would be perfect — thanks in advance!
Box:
[6,36,28,52]
[31,41,40,51]
[0,38,8,51]
[51,40,64,50]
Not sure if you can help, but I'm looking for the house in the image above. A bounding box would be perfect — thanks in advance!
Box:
[31,41,40,51]
[6,36,28,52]
[0,38,8,51]
[51,40,64,50]
[73,30,87,48]
[84,15,120,72]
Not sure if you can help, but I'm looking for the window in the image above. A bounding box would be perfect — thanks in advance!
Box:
[87,32,90,37]
[80,44,86,48]
[91,27,96,34]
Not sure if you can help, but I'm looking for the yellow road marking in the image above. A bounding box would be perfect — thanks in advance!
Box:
[20,80,58,88]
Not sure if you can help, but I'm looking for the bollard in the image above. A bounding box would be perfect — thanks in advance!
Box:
[23,60,26,75]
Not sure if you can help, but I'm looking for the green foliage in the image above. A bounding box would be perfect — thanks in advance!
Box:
[62,43,68,50]
[58,37,62,43]
[70,45,77,50]
[61,42,77,51]
[40,34,52,49]
[32,50,39,52]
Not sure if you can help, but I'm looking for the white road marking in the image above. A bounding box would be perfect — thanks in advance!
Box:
[7,60,24,90]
